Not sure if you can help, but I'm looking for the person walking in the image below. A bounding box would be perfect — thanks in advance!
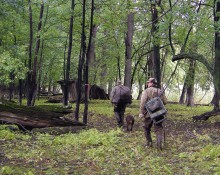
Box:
[110,80,132,128]
[139,77,167,149]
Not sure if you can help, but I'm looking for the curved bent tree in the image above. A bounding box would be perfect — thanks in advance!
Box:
[172,51,220,120]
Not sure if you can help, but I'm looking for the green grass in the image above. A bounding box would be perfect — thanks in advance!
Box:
[1,100,220,175]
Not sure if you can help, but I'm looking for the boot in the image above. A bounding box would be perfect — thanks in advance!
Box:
[156,129,164,150]
[156,134,163,150]
[145,130,153,147]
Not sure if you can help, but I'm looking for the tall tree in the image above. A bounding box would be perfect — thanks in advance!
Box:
[150,0,161,88]
[26,0,33,106]
[63,0,75,107]
[28,0,44,106]
[83,0,95,124]
[173,0,220,113]
[185,59,196,106]
[75,0,86,121]
[124,1,134,89]
[212,0,220,109]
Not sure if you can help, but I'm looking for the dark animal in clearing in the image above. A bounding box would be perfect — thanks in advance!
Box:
[126,115,135,131]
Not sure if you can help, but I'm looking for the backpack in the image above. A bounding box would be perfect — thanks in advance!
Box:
[145,96,167,124]
[112,85,132,104]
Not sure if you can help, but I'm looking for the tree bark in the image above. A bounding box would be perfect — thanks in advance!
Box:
[26,0,33,106]
[83,0,95,124]
[213,0,220,109]
[150,1,161,88]
[179,82,186,104]
[0,104,85,131]
[75,0,86,121]
[27,1,44,106]
[64,0,75,106]
[124,11,134,89]
[186,59,196,106]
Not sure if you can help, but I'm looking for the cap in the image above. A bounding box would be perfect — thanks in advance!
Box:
[147,77,157,84]
[116,79,122,85]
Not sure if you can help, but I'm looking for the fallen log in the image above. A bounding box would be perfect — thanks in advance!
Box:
[0,103,85,131]
[192,109,220,121]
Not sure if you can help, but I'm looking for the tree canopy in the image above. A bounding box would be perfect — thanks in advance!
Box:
[0,0,218,108]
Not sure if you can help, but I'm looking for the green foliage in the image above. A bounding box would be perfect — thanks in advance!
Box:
[1,166,35,175]
[53,128,122,147]
[0,0,217,94]
[0,126,16,140]
[0,51,28,85]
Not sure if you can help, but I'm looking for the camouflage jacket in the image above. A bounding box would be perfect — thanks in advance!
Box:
[110,85,131,104]
[139,87,167,117]
[110,85,121,103]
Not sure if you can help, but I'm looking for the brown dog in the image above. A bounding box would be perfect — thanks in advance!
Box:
[125,115,135,131]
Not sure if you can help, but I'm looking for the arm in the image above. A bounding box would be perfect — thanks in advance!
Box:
[110,86,117,103]
[139,90,148,116]
[160,90,167,105]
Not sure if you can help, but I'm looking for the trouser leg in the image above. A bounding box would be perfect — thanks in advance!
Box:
[119,103,126,127]
[114,112,122,127]
[143,117,153,146]
[119,111,124,127]
[114,103,126,128]
[154,121,164,150]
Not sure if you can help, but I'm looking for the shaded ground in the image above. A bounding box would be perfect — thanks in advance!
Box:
[1,101,220,174]
[88,111,220,146]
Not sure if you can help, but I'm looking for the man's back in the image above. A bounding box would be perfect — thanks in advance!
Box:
[140,87,167,116]
[110,85,131,104]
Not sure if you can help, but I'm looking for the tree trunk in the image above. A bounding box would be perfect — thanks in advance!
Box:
[213,1,220,109]
[117,56,121,80]
[137,80,143,100]
[0,104,85,131]
[75,0,86,121]
[18,79,23,105]
[148,53,154,78]
[37,41,44,101]
[9,72,14,102]
[83,0,94,124]
[211,88,220,110]
[64,0,75,106]
[151,1,161,88]
[124,11,134,89]
[88,25,97,65]
[186,59,196,106]
[27,1,44,106]
[179,82,186,104]
[37,6,48,101]
[26,0,33,106]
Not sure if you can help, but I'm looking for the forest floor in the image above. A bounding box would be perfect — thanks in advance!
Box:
[0,99,220,175]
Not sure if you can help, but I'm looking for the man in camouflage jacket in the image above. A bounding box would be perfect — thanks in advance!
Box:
[139,78,167,148]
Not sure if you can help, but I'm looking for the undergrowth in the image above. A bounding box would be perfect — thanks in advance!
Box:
[0,100,220,175]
